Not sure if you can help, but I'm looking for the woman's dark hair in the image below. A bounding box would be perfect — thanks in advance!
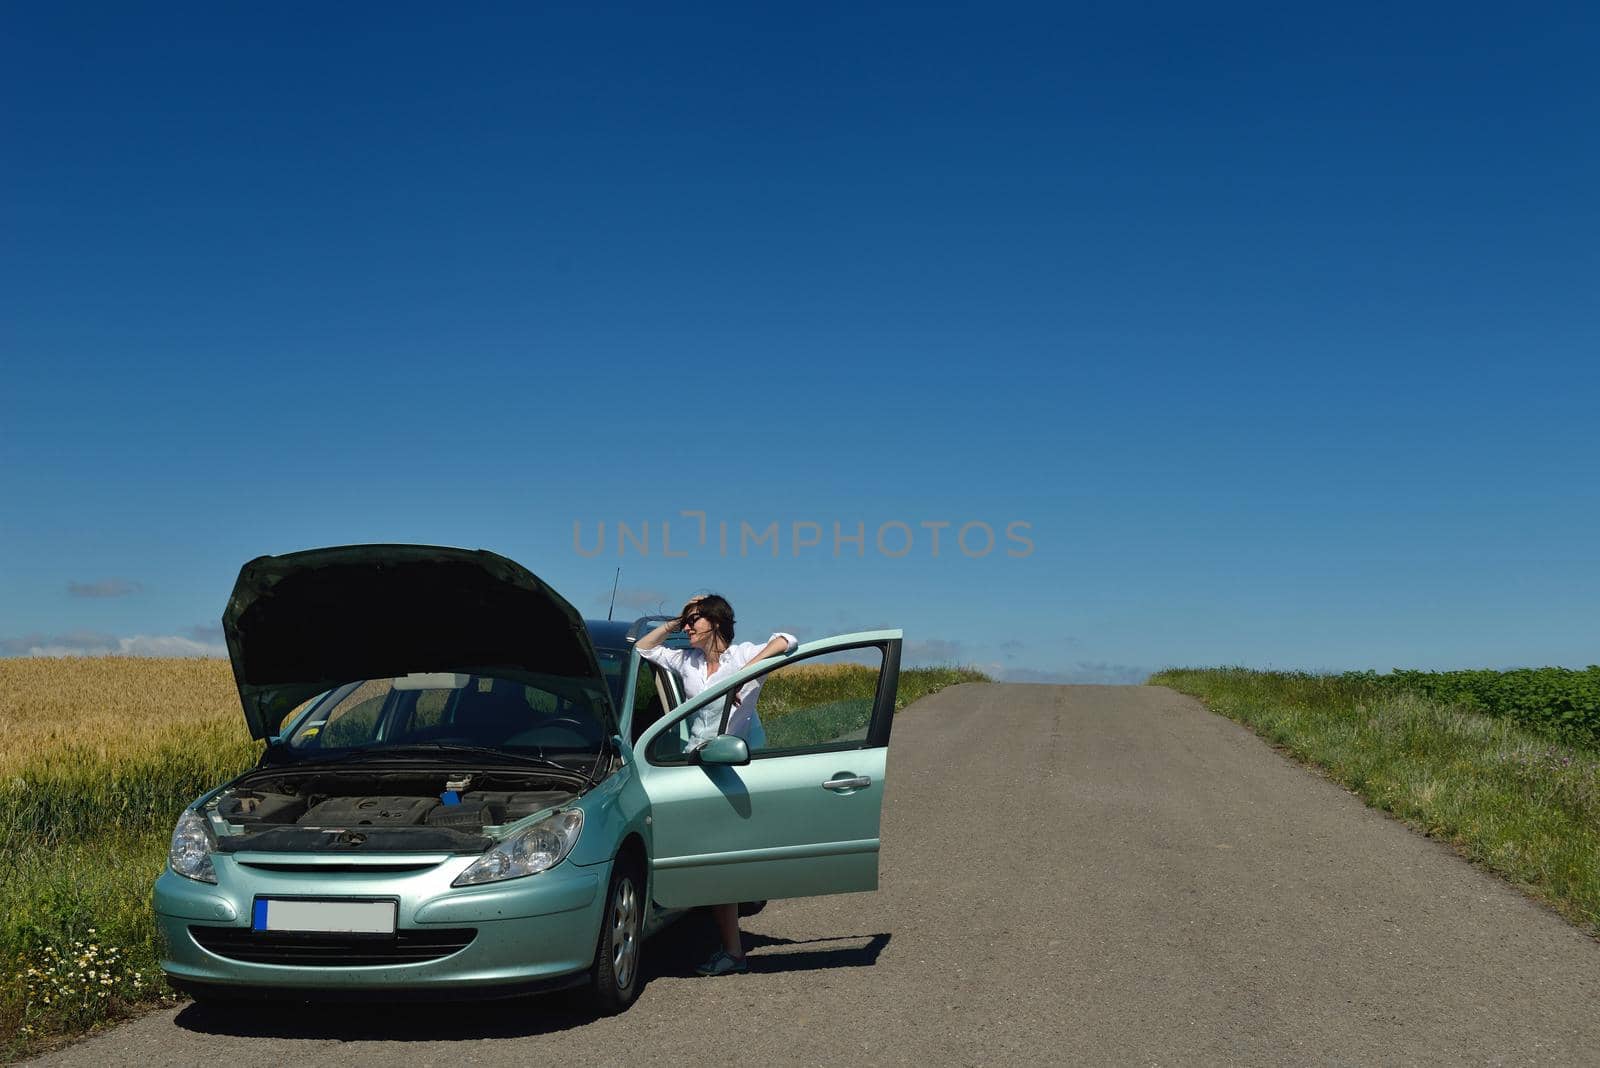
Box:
[684,594,735,645]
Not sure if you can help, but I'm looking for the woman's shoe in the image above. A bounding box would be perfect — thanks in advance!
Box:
[695,949,748,976]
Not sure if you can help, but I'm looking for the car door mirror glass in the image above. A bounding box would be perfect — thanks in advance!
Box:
[695,734,750,766]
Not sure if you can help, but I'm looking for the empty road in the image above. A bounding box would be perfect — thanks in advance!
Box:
[33,684,1600,1066]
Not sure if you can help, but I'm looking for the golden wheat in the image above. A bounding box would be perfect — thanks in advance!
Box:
[0,657,247,777]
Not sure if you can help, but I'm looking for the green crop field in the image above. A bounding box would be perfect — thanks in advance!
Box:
[1342,666,1600,747]
[0,656,986,1059]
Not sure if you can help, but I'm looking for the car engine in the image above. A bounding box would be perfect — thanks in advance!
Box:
[207,769,578,852]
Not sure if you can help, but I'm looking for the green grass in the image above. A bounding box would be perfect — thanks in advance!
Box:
[889,665,991,710]
[762,698,872,748]
[3,833,176,1054]
[1,659,988,1059]
[1151,668,1600,937]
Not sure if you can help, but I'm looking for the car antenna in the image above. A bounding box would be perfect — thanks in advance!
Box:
[607,567,621,621]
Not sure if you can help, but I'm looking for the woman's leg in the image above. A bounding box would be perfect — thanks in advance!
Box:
[712,903,744,959]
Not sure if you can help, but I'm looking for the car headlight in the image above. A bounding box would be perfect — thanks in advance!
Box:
[169,808,217,884]
[453,809,583,887]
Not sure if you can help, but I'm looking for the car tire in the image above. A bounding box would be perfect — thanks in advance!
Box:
[588,857,644,1015]
[737,900,767,918]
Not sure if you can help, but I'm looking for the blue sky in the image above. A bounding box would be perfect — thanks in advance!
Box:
[3,2,1597,681]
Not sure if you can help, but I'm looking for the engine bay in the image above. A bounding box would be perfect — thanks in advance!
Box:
[208,768,579,853]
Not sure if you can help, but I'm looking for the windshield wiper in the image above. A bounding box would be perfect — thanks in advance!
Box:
[334,743,589,775]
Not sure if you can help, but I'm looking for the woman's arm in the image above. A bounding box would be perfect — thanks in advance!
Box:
[635,617,680,651]
[744,632,797,667]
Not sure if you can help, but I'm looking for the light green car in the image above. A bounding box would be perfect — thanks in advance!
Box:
[153,544,902,1013]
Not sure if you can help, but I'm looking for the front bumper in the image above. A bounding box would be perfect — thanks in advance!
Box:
[154,853,607,993]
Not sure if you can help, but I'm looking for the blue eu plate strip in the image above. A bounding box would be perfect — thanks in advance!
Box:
[252,899,268,931]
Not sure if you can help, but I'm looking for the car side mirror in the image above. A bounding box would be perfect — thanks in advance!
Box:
[695,734,750,766]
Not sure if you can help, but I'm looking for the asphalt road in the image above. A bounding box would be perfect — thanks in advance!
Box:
[32,684,1600,1066]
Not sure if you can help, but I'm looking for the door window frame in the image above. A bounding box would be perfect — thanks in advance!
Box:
[638,634,902,767]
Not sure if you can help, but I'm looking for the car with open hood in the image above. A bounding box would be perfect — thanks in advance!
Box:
[154,544,902,1011]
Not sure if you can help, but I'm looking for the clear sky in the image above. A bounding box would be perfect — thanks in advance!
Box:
[3,2,1597,682]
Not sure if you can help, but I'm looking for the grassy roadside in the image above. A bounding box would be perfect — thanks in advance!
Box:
[0,658,244,1060]
[889,665,990,710]
[0,658,988,1060]
[1151,668,1600,938]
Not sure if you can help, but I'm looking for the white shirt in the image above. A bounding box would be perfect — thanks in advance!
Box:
[637,632,797,748]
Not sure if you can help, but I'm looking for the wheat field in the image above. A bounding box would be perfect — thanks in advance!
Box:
[0,657,247,777]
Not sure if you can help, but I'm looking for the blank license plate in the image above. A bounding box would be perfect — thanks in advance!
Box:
[252,898,396,934]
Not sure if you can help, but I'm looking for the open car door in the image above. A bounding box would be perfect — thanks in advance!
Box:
[632,630,901,908]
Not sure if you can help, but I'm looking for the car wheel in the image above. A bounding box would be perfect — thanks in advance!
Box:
[588,857,644,1014]
[737,900,767,918]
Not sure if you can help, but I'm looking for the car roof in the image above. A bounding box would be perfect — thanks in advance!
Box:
[584,615,687,653]
[583,619,633,651]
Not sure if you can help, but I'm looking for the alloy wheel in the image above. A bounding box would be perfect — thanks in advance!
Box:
[611,875,639,989]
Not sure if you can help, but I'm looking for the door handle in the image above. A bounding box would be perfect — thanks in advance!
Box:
[822,775,871,792]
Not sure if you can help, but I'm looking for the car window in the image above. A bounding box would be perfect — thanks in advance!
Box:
[631,659,670,744]
[285,673,609,754]
[595,648,628,710]
[645,645,885,763]
[310,679,390,747]
[750,648,883,755]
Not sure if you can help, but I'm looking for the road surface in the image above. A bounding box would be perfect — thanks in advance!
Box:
[33,684,1600,1066]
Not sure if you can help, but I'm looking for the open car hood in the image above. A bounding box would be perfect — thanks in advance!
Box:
[223,544,611,740]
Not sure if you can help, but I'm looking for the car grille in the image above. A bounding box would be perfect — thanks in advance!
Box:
[189,926,476,966]
[235,862,440,874]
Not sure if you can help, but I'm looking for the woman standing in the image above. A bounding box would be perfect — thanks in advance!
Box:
[635,594,797,976]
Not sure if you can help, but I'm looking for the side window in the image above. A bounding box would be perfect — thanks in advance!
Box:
[645,645,885,764]
[630,660,668,744]
[750,648,883,755]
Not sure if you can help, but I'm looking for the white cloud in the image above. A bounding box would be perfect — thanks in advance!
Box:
[118,634,227,657]
[1,630,226,658]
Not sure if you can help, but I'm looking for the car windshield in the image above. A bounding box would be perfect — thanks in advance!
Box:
[282,671,608,760]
